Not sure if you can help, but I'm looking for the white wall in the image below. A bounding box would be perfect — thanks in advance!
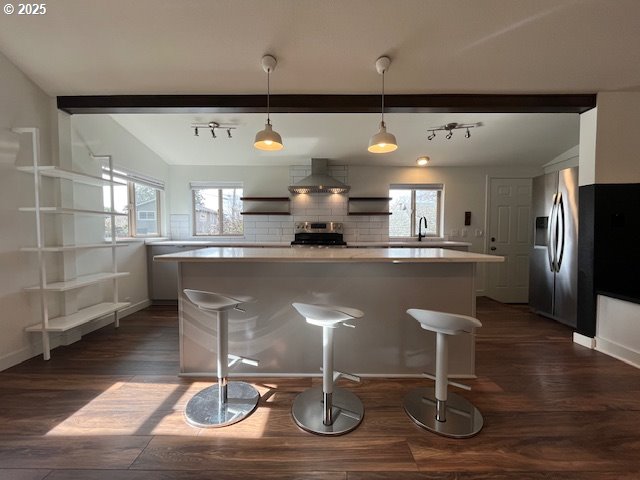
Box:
[0,50,56,369]
[595,92,640,184]
[69,115,173,313]
[579,108,597,186]
[597,296,640,368]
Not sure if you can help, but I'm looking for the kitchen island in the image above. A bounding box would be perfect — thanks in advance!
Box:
[154,247,502,377]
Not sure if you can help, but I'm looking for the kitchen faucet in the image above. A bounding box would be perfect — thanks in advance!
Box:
[418,216,428,242]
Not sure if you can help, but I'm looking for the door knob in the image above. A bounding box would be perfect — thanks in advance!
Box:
[490,247,497,251]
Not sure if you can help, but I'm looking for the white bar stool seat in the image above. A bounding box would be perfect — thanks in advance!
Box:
[404,308,484,438]
[291,303,365,436]
[182,289,260,428]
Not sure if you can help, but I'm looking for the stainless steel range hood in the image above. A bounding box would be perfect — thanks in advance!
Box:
[288,158,350,194]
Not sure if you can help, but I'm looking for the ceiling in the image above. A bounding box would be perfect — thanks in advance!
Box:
[104,112,579,167]
[1,1,639,96]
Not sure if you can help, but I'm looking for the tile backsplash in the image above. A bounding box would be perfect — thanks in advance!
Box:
[242,165,389,243]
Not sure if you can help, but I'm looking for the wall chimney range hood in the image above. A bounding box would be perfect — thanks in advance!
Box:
[288,158,350,194]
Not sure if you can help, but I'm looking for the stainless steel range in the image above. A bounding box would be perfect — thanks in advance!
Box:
[291,222,346,246]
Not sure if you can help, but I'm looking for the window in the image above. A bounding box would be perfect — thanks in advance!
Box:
[103,168,163,238]
[191,183,243,236]
[137,211,156,220]
[389,184,443,238]
[132,183,160,236]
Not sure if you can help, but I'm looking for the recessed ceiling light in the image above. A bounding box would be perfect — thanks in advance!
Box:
[416,156,430,167]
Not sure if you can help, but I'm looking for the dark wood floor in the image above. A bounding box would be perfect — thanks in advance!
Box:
[1,298,640,480]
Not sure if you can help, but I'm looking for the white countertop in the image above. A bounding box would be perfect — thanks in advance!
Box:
[147,240,471,248]
[349,241,471,247]
[146,240,291,247]
[154,246,502,263]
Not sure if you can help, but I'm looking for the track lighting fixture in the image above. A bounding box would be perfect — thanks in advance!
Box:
[426,122,483,141]
[255,55,284,151]
[191,122,236,140]
[368,56,398,154]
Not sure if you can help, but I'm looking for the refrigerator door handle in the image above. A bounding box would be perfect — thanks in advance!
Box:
[547,193,558,272]
[555,193,565,273]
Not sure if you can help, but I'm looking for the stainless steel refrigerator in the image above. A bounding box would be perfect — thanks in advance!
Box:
[529,167,579,327]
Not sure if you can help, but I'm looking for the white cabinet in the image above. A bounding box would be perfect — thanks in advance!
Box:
[15,127,130,360]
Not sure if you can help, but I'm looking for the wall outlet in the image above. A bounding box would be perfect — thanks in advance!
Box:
[461,228,468,237]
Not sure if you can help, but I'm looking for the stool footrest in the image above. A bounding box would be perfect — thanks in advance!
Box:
[320,367,360,383]
[228,354,259,368]
[422,372,471,391]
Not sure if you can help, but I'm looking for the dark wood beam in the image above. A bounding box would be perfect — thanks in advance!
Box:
[57,94,596,114]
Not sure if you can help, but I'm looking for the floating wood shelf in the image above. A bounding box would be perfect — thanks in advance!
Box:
[241,197,290,201]
[241,196,291,215]
[348,212,393,216]
[347,197,392,215]
[348,197,392,201]
[240,212,291,215]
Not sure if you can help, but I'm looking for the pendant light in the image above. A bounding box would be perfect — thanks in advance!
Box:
[254,55,283,151]
[368,56,398,154]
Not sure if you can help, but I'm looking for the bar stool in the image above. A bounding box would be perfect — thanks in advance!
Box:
[291,303,365,436]
[182,289,260,428]
[404,308,483,438]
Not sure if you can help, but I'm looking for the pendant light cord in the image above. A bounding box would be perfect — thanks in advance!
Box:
[267,68,271,125]
[381,69,385,127]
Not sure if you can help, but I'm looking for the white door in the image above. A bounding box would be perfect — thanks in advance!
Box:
[487,178,532,303]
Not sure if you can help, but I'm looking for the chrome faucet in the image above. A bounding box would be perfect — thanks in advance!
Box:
[418,216,428,242]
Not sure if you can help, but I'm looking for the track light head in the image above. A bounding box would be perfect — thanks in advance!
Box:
[227,129,232,139]
[210,128,216,139]
[194,127,199,137]
[425,121,482,141]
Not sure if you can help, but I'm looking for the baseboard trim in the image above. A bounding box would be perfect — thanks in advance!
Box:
[573,332,596,349]
[0,298,152,372]
[594,336,640,370]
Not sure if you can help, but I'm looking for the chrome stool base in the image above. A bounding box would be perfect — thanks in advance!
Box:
[404,386,483,438]
[292,386,364,436]
[185,381,260,428]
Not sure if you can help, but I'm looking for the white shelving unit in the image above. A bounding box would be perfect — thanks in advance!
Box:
[15,127,130,360]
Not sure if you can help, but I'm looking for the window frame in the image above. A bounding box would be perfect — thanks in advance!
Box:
[389,184,444,239]
[103,178,162,239]
[191,185,244,237]
[129,182,162,238]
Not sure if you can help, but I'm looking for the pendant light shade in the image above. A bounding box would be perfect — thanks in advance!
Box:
[255,55,283,151]
[368,56,397,154]
[254,121,283,151]
[368,122,398,153]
